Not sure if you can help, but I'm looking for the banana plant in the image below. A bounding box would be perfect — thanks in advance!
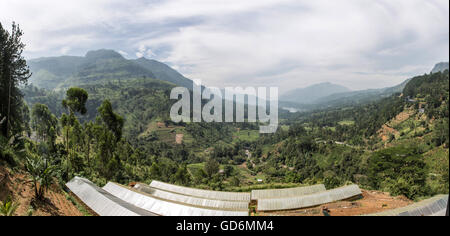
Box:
[24,147,57,200]
[0,197,19,216]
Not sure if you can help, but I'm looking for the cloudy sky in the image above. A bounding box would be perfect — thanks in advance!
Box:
[0,0,448,92]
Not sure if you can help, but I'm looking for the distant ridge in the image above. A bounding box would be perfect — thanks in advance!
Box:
[280,82,351,104]
[133,57,193,89]
[431,62,449,74]
[28,49,193,90]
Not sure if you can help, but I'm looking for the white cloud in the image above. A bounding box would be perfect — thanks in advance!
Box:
[136,44,156,58]
[59,46,71,55]
[118,50,128,57]
[0,0,448,92]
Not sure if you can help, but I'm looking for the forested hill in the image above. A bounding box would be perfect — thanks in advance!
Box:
[279,63,449,112]
[256,68,448,200]
[23,78,177,142]
[28,49,193,90]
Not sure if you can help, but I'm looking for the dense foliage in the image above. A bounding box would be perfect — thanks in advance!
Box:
[1,21,448,204]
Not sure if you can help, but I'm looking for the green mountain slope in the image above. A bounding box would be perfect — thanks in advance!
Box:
[133,58,193,89]
[28,56,85,89]
[23,78,176,142]
[265,68,449,199]
[27,49,193,90]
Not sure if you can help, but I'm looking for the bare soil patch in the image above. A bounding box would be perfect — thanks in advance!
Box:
[0,166,82,216]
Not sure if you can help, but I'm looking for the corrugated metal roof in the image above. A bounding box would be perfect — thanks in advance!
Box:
[251,184,326,200]
[257,185,362,211]
[366,195,448,216]
[103,182,249,216]
[134,183,249,211]
[149,180,251,202]
[66,177,156,216]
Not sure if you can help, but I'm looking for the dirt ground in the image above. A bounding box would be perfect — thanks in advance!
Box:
[378,124,399,142]
[0,166,83,216]
[258,190,413,216]
[1,165,415,216]
[378,109,416,142]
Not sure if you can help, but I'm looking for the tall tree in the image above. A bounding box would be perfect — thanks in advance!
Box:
[98,99,124,142]
[61,87,88,155]
[0,22,31,137]
[62,87,88,115]
[31,103,58,143]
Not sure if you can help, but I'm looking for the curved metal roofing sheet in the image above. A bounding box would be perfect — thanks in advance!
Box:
[134,183,249,211]
[257,185,362,211]
[103,182,249,216]
[149,180,251,202]
[365,194,448,216]
[251,184,326,200]
[66,177,156,216]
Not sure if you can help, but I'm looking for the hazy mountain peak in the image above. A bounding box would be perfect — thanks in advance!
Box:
[281,82,350,104]
[27,49,193,90]
[85,49,124,60]
[431,62,449,74]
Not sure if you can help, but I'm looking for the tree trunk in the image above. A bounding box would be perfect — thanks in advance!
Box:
[4,73,12,138]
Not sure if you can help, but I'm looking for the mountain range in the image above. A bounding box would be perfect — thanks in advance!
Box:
[280,62,449,110]
[431,62,449,74]
[27,50,448,113]
[280,82,351,104]
[28,49,193,90]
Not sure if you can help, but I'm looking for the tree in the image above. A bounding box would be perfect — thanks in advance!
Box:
[98,100,124,142]
[204,158,220,177]
[24,144,57,201]
[172,165,191,185]
[31,103,58,144]
[0,22,31,138]
[62,87,88,115]
[61,87,88,158]
[368,146,428,199]
[83,122,95,167]
[433,118,449,147]
[223,165,234,178]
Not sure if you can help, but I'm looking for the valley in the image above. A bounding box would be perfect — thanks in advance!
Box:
[1,40,448,216]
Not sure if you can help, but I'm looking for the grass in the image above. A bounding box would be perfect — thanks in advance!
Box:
[280,125,290,131]
[235,165,268,183]
[233,129,260,142]
[187,162,272,188]
[139,120,194,145]
[65,192,93,216]
[423,146,449,195]
[224,182,307,192]
[187,162,206,174]
[338,120,355,126]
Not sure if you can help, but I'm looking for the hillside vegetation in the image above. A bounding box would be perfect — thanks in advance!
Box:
[1,20,448,218]
[28,49,193,89]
